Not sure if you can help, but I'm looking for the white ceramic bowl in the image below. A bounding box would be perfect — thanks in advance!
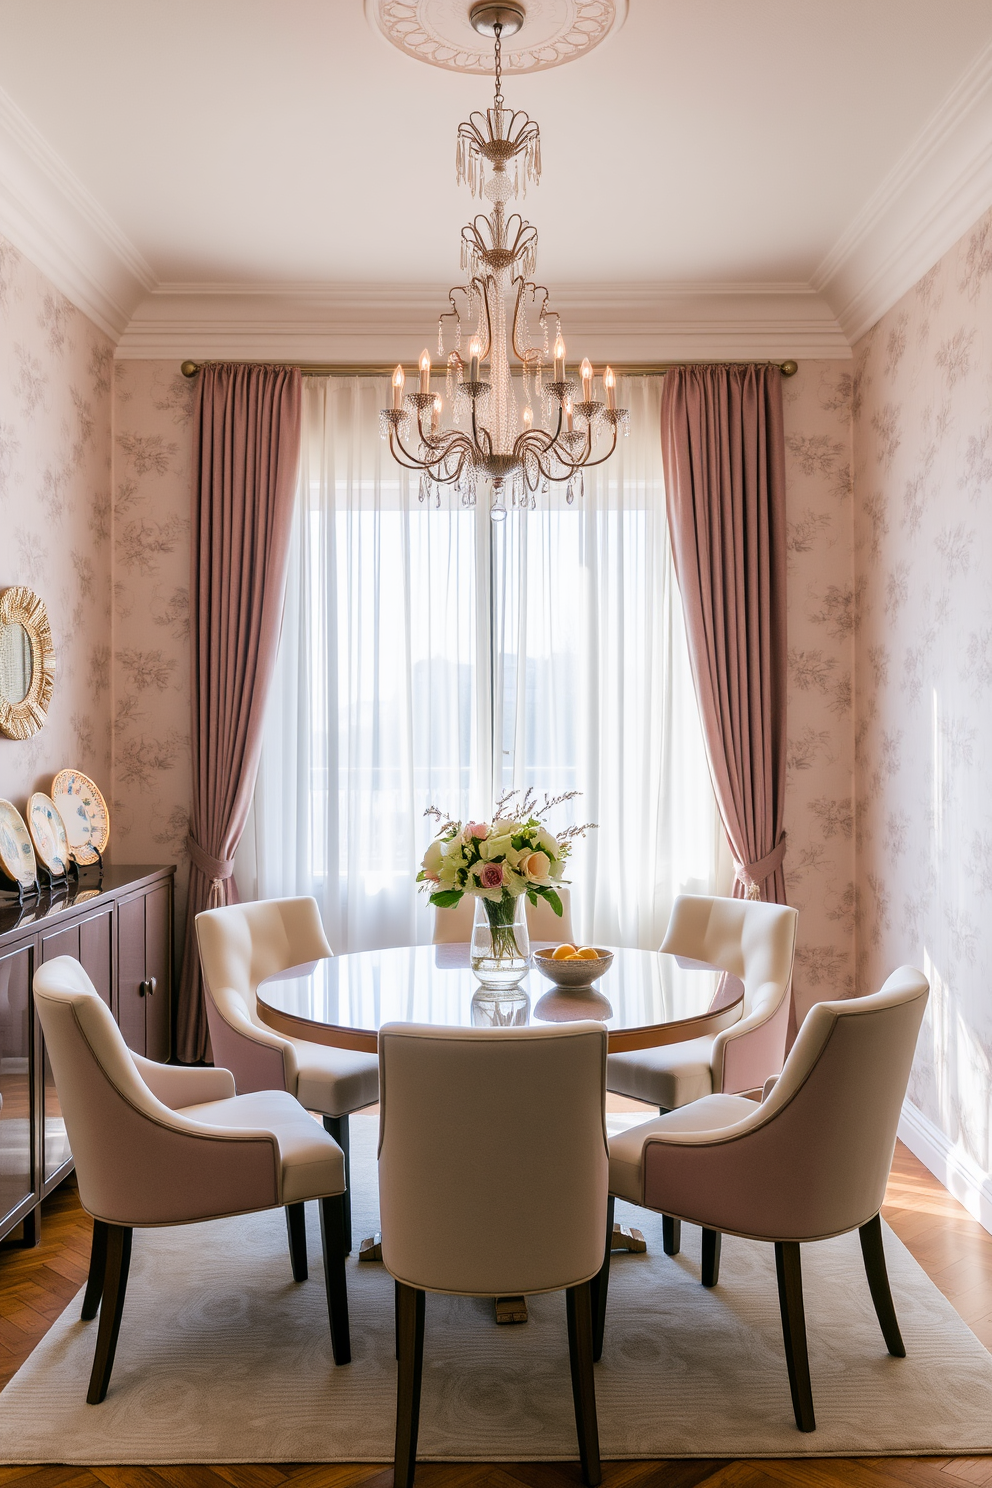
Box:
[533,947,614,989]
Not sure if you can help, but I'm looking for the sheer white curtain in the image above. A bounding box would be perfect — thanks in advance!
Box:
[236,373,726,951]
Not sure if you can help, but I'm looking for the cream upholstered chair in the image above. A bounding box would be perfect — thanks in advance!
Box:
[33,957,351,1404]
[378,1021,609,1488]
[526,883,574,944]
[607,894,798,1114]
[599,968,929,1432]
[195,897,379,1251]
[431,896,474,943]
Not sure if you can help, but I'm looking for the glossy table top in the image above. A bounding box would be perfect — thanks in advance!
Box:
[256,943,743,1053]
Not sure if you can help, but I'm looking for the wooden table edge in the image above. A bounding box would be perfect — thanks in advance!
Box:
[255,990,745,1055]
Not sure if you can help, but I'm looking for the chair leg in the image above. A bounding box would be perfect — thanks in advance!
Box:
[318,1193,351,1365]
[285,1202,308,1282]
[774,1240,815,1433]
[322,1114,352,1253]
[86,1224,132,1404]
[701,1228,722,1288]
[590,1195,614,1363]
[394,1282,426,1488]
[859,1213,906,1357]
[662,1215,681,1256]
[565,1281,602,1487]
[81,1218,108,1321]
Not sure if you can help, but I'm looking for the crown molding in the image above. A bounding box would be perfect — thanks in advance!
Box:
[0,83,154,340]
[115,282,851,362]
[814,39,992,345]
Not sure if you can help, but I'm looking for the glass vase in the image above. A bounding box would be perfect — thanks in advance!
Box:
[470,892,530,989]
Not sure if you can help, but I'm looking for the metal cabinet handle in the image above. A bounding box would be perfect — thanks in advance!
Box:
[138,980,146,997]
[147,977,156,996]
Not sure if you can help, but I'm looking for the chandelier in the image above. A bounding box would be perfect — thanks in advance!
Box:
[381,1,628,520]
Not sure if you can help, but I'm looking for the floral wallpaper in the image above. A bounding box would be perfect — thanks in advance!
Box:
[781,361,856,1024]
[111,361,194,928]
[853,207,992,1190]
[0,233,113,806]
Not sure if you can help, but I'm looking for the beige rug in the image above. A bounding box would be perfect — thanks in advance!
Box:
[0,1115,989,1464]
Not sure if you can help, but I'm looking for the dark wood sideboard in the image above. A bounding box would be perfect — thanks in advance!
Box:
[0,864,175,1245]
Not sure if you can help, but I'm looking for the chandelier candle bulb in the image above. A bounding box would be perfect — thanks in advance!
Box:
[469,338,481,383]
[580,358,593,401]
[604,365,616,410]
[565,399,574,433]
[419,349,432,393]
[554,334,566,383]
[392,364,405,410]
[432,394,442,433]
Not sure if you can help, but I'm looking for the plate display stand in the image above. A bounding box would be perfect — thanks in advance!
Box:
[36,856,75,894]
[72,846,104,888]
[0,864,39,903]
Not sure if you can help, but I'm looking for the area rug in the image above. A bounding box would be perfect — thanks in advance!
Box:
[0,1115,989,1464]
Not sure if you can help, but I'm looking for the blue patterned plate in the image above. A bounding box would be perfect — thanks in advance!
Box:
[27,793,70,877]
[0,800,38,888]
[51,769,109,866]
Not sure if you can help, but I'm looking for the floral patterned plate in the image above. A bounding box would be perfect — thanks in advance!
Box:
[27,793,71,877]
[51,769,110,866]
[0,800,38,888]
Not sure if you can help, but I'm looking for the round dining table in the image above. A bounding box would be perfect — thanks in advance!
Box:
[256,942,743,1053]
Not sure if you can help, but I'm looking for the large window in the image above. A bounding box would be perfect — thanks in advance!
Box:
[236,375,725,951]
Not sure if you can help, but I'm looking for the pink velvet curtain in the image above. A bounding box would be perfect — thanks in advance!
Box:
[176,364,302,1063]
[660,364,788,906]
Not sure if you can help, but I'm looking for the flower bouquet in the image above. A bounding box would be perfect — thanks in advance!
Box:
[418,788,594,988]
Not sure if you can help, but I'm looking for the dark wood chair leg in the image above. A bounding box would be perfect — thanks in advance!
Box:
[322,1114,352,1253]
[859,1213,906,1357]
[774,1240,815,1432]
[318,1193,351,1365]
[81,1218,109,1321]
[394,1282,426,1488]
[21,1205,40,1247]
[701,1227,722,1288]
[662,1215,681,1256]
[590,1195,614,1363]
[285,1202,309,1282]
[86,1224,132,1404]
[565,1281,602,1487]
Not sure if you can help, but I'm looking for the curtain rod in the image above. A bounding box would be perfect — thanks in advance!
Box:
[179,358,799,379]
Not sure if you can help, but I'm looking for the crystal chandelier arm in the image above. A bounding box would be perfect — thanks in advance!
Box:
[548,420,620,474]
[511,278,554,367]
[388,423,470,475]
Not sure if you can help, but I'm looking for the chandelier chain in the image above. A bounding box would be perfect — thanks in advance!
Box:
[493,23,503,112]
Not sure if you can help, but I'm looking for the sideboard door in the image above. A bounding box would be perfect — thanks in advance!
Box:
[117,893,148,1055]
[0,943,36,1230]
[143,882,172,1062]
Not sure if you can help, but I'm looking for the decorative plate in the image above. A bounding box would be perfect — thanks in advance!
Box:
[51,769,110,866]
[27,793,71,877]
[0,800,38,888]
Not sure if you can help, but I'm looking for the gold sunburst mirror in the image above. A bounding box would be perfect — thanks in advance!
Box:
[0,587,55,740]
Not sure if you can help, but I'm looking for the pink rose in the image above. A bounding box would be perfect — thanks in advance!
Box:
[521,850,551,882]
[480,861,504,889]
[465,821,489,841]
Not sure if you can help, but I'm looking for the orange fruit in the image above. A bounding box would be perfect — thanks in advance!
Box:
[564,953,584,960]
[551,944,577,960]
[576,947,600,960]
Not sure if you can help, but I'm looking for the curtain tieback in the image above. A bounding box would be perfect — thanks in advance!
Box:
[188,835,234,908]
[734,835,786,901]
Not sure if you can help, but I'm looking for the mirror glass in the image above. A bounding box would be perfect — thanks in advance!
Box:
[0,622,32,705]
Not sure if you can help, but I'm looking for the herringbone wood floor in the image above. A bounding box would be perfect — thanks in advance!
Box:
[0,1134,989,1488]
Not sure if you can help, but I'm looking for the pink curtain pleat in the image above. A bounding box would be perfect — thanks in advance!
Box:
[176,363,302,1063]
[659,364,788,909]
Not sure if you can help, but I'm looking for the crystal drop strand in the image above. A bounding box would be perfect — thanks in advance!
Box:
[566,480,574,506]
[419,475,429,505]
[437,319,444,357]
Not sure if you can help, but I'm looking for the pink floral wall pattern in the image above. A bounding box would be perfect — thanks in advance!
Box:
[854,206,992,1196]
[0,234,113,801]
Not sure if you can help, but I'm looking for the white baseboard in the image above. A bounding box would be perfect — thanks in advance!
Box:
[898,1099,992,1236]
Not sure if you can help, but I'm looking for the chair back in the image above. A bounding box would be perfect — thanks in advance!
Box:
[526,884,574,946]
[33,957,279,1226]
[378,1022,608,1296]
[196,897,332,1093]
[661,894,798,1093]
[432,896,475,943]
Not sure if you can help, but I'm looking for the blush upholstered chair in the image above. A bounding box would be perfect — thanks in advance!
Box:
[607,894,799,1112]
[195,897,379,1251]
[378,1021,610,1488]
[33,956,351,1404]
[598,967,930,1432]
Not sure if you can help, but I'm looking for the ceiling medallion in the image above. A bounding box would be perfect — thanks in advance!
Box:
[369,0,625,75]
[380,11,628,520]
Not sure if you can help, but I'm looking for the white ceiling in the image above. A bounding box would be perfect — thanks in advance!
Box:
[1,0,992,355]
